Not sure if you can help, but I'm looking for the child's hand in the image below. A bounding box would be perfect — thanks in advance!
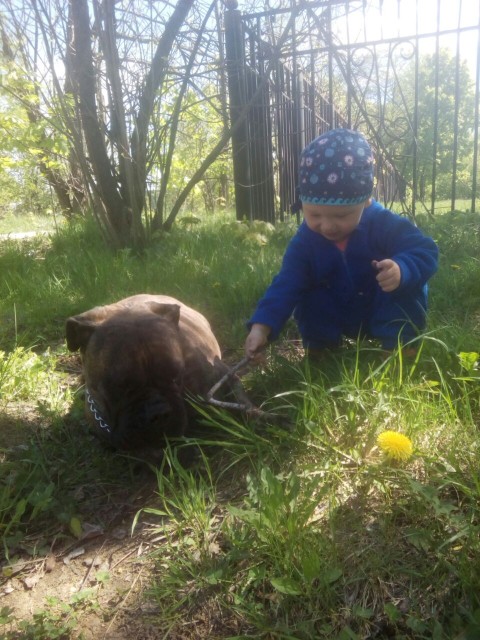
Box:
[245,324,271,363]
[372,259,401,292]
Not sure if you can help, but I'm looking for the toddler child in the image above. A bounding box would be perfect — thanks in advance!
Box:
[245,128,439,360]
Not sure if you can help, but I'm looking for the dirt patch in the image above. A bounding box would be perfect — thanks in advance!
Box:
[0,404,44,448]
[0,354,172,638]
[3,529,157,639]
[1,447,165,639]
[1,468,245,639]
[0,374,248,638]
[0,350,260,639]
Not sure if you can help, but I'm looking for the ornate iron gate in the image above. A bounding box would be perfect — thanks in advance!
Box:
[224,0,480,222]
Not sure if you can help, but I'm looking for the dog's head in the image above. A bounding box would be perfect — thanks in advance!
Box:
[66,302,189,449]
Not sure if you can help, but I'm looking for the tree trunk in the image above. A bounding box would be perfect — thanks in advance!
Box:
[70,0,134,249]
[70,0,194,248]
[131,0,194,209]
[152,0,215,231]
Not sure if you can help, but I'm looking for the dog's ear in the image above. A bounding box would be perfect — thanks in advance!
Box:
[147,302,181,326]
[65,304,114,351]
[65,317,97,351]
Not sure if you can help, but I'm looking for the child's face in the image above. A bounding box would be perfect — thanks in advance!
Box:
[302,199,370,242]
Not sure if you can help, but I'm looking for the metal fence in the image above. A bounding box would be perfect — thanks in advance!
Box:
[224,0,480,222]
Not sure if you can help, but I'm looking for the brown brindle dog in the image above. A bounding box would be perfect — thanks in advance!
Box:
[66,294,232,451]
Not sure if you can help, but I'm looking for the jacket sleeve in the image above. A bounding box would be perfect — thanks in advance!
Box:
[248,233,312,340]
[378,212,439,292]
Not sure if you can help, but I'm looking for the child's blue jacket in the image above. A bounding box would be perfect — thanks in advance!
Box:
[248,199,439,346]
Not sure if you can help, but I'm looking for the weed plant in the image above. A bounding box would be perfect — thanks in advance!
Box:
[1,210,480,638]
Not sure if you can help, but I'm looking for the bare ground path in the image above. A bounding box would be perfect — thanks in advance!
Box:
[0,353,172,639]
[0,230,51,240]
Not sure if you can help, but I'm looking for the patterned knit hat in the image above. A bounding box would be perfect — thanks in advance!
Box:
[299,128,374,206]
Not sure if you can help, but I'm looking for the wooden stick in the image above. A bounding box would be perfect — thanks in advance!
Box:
[205,357,286,423]
[206,356,251,401]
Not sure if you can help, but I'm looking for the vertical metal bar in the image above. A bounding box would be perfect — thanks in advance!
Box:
[283,66,288,217]
[346,0,352,126]
[264,78,276,222]
[372,41,384,201]
[253,19,260,222]
[471,3,480,213]
[247,15,275,224]
[310,51,316,138]
[430,0,441,215]
[327,3,334,127]
[276,67,281,221]
[224,2,251,221]
[412,0,419,218]
[451,0,463,211]
[297,70,305,149]
[362,0,367,42]
[291,0,300,147]
[275,61,284,221]
[280,65,290,218]
[291,0,302,221]
[288,67,295,218]
[248,68,258,221]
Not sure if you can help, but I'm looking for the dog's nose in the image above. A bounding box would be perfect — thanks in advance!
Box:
[145,398,172,424]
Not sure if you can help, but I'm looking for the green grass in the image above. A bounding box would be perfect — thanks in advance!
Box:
[135,345,480,639]
[0,210,61,235]
[0,214,292,351]
[1,209,480,638]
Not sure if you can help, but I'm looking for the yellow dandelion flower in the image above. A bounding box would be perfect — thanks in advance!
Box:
[377,430,413,461]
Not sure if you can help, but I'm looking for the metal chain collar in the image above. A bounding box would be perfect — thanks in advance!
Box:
[86,388,111,434]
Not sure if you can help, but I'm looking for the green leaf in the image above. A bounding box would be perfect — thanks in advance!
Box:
[205,568,223,584]
[406,616,428,633]
[432,619,444,640]
[0,606,14,624]
[14,498,27,521]
[384,602,401,622]
[270,576,302,595]
[70,588,95,604]
[324,567,343,584]
[69,516,82,539]
[459,351,479,372]
[300,549,322,583]
[353,605,374,619]
[95,569,111,584]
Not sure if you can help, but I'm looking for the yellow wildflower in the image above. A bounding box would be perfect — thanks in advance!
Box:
[377,430,413,462]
